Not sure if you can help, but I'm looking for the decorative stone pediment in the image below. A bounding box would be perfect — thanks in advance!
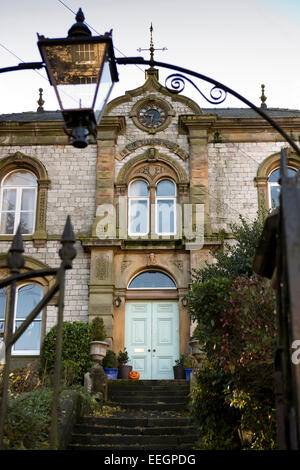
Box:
[116,152,188,185]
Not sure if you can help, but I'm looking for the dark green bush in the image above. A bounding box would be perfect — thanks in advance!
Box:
[188,214,277,450]
[40,321,93,384]
[4,388,52,449]
[102,350,118,368]
[190,363,240,450]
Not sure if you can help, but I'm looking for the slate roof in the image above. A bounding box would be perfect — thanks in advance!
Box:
[0,108,300,122]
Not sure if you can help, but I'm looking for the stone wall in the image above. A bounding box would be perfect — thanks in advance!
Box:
[207,141,287,231]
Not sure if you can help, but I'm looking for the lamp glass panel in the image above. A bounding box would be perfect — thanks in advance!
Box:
[94,60,114,123]
[43,42,107,110]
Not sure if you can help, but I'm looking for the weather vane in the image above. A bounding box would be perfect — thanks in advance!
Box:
[137,23,167,62]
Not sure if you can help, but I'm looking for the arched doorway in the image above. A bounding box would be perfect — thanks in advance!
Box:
[125,271,179,380]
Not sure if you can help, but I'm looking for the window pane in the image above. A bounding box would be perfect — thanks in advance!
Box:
[21,189,36,211]
[270,185,280,208]
[0,288,6,320]
[129,271,176,288]
[268,167,297,183]
[129,181,149,197]
[16,285,43,319]
[2,188,16,211]
[14,321,41,351]
[4,171,36,187]
[0,211,15,234]
[156,180,176,196]
[0,288,6,336]
[157,199,175,233]
[129,200,148,234]
[20,211,34,234]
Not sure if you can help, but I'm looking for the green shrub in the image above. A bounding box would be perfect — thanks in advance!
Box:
[90,317,107,341]
[40,321,93,384]
[188,214,277,450]
[4,388,52,449]
[102,350,118,368]
[190,363,240,450]
[117,348,129,365]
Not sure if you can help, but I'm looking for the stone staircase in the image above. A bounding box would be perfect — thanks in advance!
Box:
[68,380,197,450]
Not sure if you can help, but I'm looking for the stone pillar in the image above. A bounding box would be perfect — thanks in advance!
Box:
[88,117,125,347]
[179,115,217,236]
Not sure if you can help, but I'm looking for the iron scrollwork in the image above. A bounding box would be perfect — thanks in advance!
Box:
[165,73,227,105]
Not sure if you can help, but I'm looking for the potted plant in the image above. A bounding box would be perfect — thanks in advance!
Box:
[173,354,186,379]
[89,317,109,362]
[183,354,197,380]
[102,349,119,379]
[117,348,132,379]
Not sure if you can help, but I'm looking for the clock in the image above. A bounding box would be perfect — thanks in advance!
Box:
[137,101,168,129]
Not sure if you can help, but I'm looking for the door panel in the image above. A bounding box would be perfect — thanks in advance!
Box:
[125,301,179,380]
[125,302,152,379]
[152,302,179,380]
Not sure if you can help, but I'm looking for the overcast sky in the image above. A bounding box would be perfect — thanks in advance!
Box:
[1,0,300,114]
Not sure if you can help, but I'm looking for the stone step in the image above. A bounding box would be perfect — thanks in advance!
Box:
[109,390,189,397]
[79,416,192,427]
[107,402,188,411]
[70,433,195,446]
[68,443,195,451]
[108,395,188,404]
[108,386,189,394]
[108,380,188,385]
[74,424,195,436]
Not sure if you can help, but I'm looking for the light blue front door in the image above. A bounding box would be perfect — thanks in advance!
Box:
[125,301,179,380]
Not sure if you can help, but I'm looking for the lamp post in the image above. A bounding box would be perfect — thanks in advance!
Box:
[37,8,118,148]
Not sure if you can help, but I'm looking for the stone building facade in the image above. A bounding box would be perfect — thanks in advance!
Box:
[1,67,300,378]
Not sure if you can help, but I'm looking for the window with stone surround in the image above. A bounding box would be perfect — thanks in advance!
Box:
[0,153,50,246]
[0,283,45,356]
[268,167,297,208]
[155,179,176,235]
[0,170,37,235]
[255,151,300,211]
[128,180,150,236]
[128,178,177,237]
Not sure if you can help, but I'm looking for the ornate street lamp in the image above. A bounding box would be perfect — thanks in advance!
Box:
[37,9,118,148]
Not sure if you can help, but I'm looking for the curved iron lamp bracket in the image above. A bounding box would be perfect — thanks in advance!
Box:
[116,57,300,158]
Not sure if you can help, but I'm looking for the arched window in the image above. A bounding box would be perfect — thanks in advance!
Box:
[155,180,176,235]
[0,283,44,355]
[0,170,37,235]
[268,167,297,208]
[128,180,149,236]
[128,271,176,289]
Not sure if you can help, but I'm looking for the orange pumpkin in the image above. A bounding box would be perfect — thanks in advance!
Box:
[128,370,140,380]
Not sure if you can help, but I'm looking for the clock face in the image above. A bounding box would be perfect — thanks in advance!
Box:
[137,102,168,129]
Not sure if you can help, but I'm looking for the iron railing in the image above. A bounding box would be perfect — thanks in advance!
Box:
[0,215,76,450]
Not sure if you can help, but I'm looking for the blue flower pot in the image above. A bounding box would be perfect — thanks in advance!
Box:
[185,368,193,380]
[104,368,119,380]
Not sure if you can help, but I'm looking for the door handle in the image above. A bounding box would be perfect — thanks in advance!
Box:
[148,349,151,352]
[153,349,156,352]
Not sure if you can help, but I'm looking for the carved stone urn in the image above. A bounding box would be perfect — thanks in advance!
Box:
[90,341,109,362]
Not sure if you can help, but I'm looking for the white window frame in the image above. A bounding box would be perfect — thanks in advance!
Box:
[128,270,177,290]
[0,170,37,235]
[155,179,177,236]
[128,180,150,237]
[11,283,44,356]
[267,167,297,209]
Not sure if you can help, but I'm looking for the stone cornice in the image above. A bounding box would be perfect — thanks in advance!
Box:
[97,116,126,138]
[179,115,218,134]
